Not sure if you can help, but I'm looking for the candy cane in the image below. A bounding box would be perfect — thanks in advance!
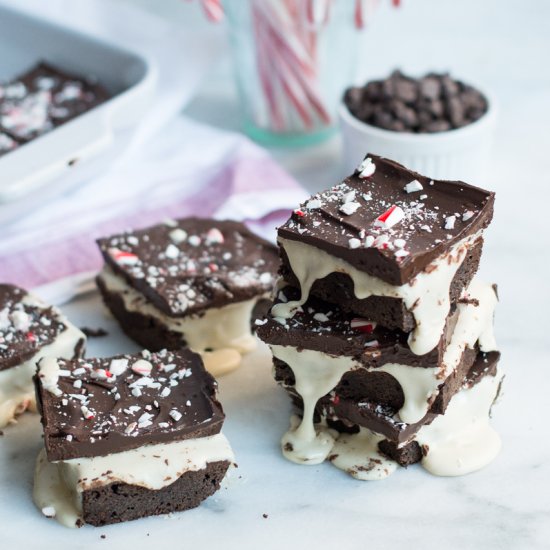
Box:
[252,4,285,131]
[200,0,223,22]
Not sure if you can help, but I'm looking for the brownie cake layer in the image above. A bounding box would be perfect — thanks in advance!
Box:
[258,285,458,370]
[35,349,225,461]
[96,277,195,351]
[80,459,230,526]
[0,284,85,427]
[279,235,483,333]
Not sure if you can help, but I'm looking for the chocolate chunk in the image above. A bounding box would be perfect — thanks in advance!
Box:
[419,76,441,100]
[343,71,488,134]
[393,79,417,103]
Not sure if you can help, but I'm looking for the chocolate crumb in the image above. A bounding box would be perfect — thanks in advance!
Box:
[262,513,268,519]
[80,327,108,338]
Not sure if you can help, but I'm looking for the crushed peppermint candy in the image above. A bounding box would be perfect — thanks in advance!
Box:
[205,228,224,244]
[404,180,423,193]
[305,198,322,209]
[313,312,330,322]
[462,210,474,221]
[340,202,360,216]
[109,358,128,376]
[165,244,180,259]
[169,228,188,244]
[445,215,456,230]
[394,238,407,249]
[131,359,153,376]
[350,318,377,333]
[348,238,361,249]
[374,205,405,229]
[169,409,183,422]
[109,248,139,266]
[357,157,376,178]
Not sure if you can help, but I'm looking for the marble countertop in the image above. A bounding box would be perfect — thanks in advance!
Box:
[0,0,548,548]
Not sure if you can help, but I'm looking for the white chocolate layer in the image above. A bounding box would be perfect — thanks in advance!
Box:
[273,233,481,355]
[33,432,234,528]
[329,427,398,481]
[416,369,503,476]
[0,300,84,428]
[99,267,259,376]
[327,369,501,480]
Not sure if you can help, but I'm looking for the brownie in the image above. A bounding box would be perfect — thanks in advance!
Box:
[279,234,484,332]
[278,154,494,286]
[274,345,480,443]
[96,277,192,352]
[96,218,279,318]
[281,351,499,465]
[258,285,458,369]
[80,460,230,527]
[34,348,224,461]
[0,61,110,144]
[0,284,84,372]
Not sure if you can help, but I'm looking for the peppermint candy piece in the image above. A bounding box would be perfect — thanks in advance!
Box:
[404,179,423,193]
[445,215,456,230]
[374,205,405,229]
[350,318,377,333]
[131,359,153,377]
[205,228,224,245]
[340,202,360,216]
[357,157,376,178]
[108,248,139,266]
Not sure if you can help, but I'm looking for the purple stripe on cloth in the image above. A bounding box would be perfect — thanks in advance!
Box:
[0,152,299,288]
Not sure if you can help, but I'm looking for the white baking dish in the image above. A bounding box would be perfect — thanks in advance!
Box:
[0,3,156,204]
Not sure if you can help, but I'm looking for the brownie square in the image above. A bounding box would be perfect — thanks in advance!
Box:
[95,218,279,375]
[0,61,110,142]
[0,284,85,427]
[34,348,234,527]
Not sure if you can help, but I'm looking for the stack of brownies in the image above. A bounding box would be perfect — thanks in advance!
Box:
[258,154,503,479]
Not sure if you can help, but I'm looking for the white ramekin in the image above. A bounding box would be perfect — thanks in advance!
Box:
[339,91,497,184]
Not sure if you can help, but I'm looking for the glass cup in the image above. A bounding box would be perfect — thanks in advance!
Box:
[223,0,359,147]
